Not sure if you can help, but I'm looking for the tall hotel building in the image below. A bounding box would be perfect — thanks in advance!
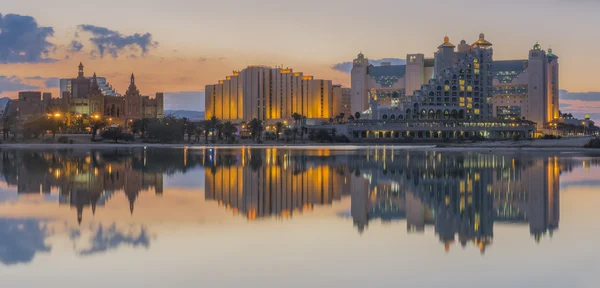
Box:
[205,66,343,122]
[352,34,559,130]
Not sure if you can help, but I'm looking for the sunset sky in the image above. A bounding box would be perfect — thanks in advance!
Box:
[1,0,600,117]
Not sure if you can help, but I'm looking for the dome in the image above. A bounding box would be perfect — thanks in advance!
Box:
[460,40,467,44]
[357,52,365,59]
[472,33,492,48]
[533,43,542,50]
[585,114,591,120]
[438,35,456,49]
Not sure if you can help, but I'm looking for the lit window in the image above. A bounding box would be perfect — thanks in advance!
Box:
[460,86,465,91]
[444,85,450,91]
[474,63,480,69]
[474,58,479,63]
[467,97,473,102]
[467,103,473,109]
[459,103,465,107]
[467,86,473,92]
[459,80,465,86]
[459,97,465,102]
[474,69,480,75]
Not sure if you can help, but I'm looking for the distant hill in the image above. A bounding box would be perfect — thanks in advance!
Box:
[165,110,204,120]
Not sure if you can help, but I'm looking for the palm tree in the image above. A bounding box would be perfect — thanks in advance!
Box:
[199,120,211,144]
[292,127,299,143]
[209,116,221,143]
[248,118,264,143]
[275,122,284,141]
[222,121,237,143]
[283,128,293,142]
[292,113,302,127]
[339,113,345,123]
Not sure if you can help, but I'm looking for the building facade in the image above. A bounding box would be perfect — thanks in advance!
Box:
[10,63,164,126]
[205,66,337,122]
[332,86,352,117]
[492,44,559,130]
[351,34,559,131]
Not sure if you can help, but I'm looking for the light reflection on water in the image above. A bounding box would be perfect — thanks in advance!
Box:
[0,147,599,287]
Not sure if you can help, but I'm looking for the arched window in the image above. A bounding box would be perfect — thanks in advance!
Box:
[436,109,443,119]
[398,114,404,120]
[444,110,450,119]
[406,109,412,115]
[421,109,427,119]
[429,91,435,96]
[390,114,396,120]
[458,110,465,119]
[428,109,435,119]
[437,86,442,91]
[452,86,458,91]
[382,114,388,120]
[451,110,458,119]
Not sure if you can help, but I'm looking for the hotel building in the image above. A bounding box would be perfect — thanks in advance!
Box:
[351,34,559,131]
[205,66,346,122]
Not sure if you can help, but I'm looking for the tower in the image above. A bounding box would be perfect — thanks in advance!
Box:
[351,52,370,114]
[78,62,84,78]
[124,73,142,120]
[71,62,91,99]
[526,43,548,130]
[546,48,560,123]
[89,72,105,116]
[434,36,456,77]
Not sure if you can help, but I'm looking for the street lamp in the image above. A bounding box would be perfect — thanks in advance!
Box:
[54,113,61,117]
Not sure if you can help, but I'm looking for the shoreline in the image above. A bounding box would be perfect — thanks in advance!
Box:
[0,142,598,153]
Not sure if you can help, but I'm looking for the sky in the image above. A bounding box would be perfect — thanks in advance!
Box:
[1,0,600,116]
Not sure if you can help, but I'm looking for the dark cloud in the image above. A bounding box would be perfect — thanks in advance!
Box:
[77,224,150,256]
[44,77,60,88]
[332,58,407,74]
[0,13,57,63]
[68,40,84,53]
[164,91,204,111]
[0,219,51,265]
[559,90,600,102]
[0,76,39,93]
[77,24,158,58]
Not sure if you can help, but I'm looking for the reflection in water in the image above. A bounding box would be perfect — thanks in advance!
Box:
[0,219,51,265]
[0,147,598,265]
[203,148,598,253]
[74,224,150,256]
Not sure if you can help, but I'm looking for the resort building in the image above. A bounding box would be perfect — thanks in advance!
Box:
[205,66,340,122]
[9,63,164,127]
[351,34,559,132]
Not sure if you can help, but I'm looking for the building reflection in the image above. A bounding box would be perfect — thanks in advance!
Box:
[0,148,204,224]
[0,147,597,254]
[347,149,581,253]
[203,148,596,253]
[204,148,355,220]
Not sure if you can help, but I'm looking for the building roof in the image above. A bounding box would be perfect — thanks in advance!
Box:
[367,65,406,87]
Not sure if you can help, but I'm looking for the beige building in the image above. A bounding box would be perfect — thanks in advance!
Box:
[205,66,337,122]
[332,85,352,117]
[351,34,559,131]
[492,44,559,131]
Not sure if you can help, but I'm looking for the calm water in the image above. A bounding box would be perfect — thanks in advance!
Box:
[0,147,599,287]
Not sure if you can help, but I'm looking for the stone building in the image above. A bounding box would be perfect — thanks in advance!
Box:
[9,63,164,127]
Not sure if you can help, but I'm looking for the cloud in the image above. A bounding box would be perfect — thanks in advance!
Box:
[44,77,60,88]
[559,90,600,102]
[0,76,39,93]
[68,40,84,53]
[164,91,204,111]
[77,24,158,58]
[0,13,57,63]
[0,219,51,265]
[332,58,407,74]
[77,224,150,256]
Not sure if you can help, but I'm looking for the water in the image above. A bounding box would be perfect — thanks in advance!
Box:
[0,147,599,288]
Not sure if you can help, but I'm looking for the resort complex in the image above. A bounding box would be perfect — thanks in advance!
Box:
[205,33,568,139]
